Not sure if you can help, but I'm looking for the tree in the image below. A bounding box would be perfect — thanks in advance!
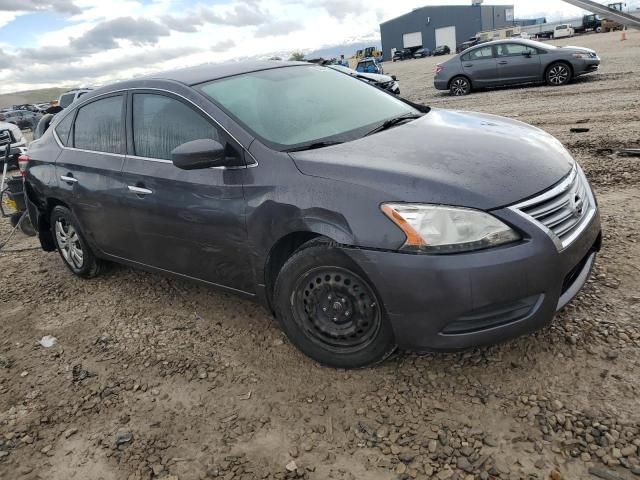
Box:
[288,51,305,61]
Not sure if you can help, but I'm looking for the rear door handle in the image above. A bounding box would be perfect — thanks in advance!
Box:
[128,185,153,195]
[60,175,78,184]
[463,64,473,67]
[498,61,508,65]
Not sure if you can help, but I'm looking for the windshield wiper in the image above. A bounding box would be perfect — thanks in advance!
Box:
[364,113,424,137]
[284,140,344,153]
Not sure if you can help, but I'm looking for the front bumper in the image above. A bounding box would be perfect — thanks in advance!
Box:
[344,206,601,351]
[574,58,600,75]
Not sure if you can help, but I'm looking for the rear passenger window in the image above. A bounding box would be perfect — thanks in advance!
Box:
[132,94,221,161]
[54,113,74,146]
[73,95,123,154]
[463,46,494,61]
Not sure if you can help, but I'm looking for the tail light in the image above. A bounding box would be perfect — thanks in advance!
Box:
[18,154,29,177]
[435,64,443,75]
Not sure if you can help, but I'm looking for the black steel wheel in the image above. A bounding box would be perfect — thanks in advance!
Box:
[273,241,396,368]
[293,266,381,352]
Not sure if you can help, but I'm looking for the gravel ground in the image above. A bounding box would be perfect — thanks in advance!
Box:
[1,31,639,480]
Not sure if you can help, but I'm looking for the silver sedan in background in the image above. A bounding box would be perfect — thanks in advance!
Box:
[434,39,600,96]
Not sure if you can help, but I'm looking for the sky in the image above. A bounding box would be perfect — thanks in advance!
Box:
[0,0,637,94]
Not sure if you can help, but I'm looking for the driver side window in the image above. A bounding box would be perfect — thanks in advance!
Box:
[131,94,222,161]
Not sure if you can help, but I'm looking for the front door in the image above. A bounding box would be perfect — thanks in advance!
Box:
[119,91,253,293]
[461,45,498,87]
[54,93,132,258]
[495,43,542,84]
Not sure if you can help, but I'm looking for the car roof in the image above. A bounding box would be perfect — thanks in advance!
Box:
[144,60,309,86]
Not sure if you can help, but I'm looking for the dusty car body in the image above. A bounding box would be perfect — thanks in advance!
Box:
[24,61,601,368]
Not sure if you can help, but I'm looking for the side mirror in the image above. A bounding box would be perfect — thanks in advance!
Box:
[171,139,228,170]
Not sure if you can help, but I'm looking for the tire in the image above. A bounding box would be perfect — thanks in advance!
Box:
[449,76,471,96]
[273,241,396,368]
[50,205,103,278]
[546,62,572,86]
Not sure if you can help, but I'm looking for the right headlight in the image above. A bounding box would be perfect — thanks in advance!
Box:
[381,203,520,254]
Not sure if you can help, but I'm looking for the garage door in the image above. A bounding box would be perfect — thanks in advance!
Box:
[435,26,456,51]
[403,31,423,48]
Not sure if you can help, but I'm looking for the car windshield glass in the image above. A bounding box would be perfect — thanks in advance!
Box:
[197,65,418,150]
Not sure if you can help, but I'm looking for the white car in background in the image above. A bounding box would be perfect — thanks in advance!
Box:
[553,24,575,39]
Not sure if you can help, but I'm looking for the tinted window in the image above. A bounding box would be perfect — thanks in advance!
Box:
[198,65,416,149]
[73,95,123,154]
[496,43,537,57]
[132,94,221,161]
[54,113,74,146]
[463,46,494,61]
[59,93,76,108]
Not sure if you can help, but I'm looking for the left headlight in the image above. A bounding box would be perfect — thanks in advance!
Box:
[381,203,520,254]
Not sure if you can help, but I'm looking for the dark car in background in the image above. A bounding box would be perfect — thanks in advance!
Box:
[392,48,414,61]
[456,37,483,53]
[328,65,400,95]
[432,45,451,56]
[24,61,601,368]
[434,39,600,96]
[4,109,42,130]
[413,48,431,58]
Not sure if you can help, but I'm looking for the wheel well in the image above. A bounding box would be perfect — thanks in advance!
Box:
[545,61,573,79]
[448,75,471,89]
[264,231,325,308]
[37,198,69,251]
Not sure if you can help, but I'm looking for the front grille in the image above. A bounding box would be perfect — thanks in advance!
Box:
[512,166,596,250]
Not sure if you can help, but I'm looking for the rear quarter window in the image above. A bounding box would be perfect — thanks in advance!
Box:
[54,113,74,146]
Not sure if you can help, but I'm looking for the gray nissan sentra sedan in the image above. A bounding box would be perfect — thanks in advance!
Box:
[434,39,600,96]
[24,61,601,368]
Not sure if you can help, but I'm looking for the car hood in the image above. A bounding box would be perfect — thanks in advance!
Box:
[289,109,574,210]
[559,46,597,54]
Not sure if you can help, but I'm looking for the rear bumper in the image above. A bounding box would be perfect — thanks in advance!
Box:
[344,206,601,352]
[434,78,449,90]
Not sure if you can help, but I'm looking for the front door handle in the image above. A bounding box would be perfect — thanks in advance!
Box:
[128,185,153,195]
[498,60,508,65]
[463,64,473,67]
[60,175,78,184]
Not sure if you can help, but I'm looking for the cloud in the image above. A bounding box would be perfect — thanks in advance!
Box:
[316,0,364,20]
[255,19,303,37]
[211,39,236,51]
[161,1,271,32]
[0,0,81,15]
[20,17,171,64]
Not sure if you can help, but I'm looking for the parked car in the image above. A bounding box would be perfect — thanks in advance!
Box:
[392,48,414,61]
[12,103,42,113]
[434,39,600,96]
[58,88,93,109]
[553,24,574,39]
[25,61,601,368]
[0,116,27,168]
[413,48,431,58]
[3,109,42,130]
[457,37,482,53]
[432,45,451,56]
[355,57,384,74]
[328,65,400,95]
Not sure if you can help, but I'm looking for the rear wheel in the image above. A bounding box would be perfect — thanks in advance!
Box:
[546,62,572,86]
[449,76,471,96]
[50,205,103,278]
[273,242,395,368]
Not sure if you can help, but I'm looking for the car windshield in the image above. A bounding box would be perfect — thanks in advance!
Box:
[197,65,418,150]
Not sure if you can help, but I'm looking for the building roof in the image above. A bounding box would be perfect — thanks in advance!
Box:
[380,4,513,26]
[144,60,308,86]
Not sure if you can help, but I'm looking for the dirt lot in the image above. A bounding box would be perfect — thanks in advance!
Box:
[1,31,640,480]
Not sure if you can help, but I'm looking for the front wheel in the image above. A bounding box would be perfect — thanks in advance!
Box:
[449,76,471,96]
[273,242,396,368]
[546,62,572,86]
[50,205,103,278]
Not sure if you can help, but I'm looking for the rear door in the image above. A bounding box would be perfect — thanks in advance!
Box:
[119,90,251,292]
[495,43,542,84]
[54,93,132,257]
[461,46,498,86]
